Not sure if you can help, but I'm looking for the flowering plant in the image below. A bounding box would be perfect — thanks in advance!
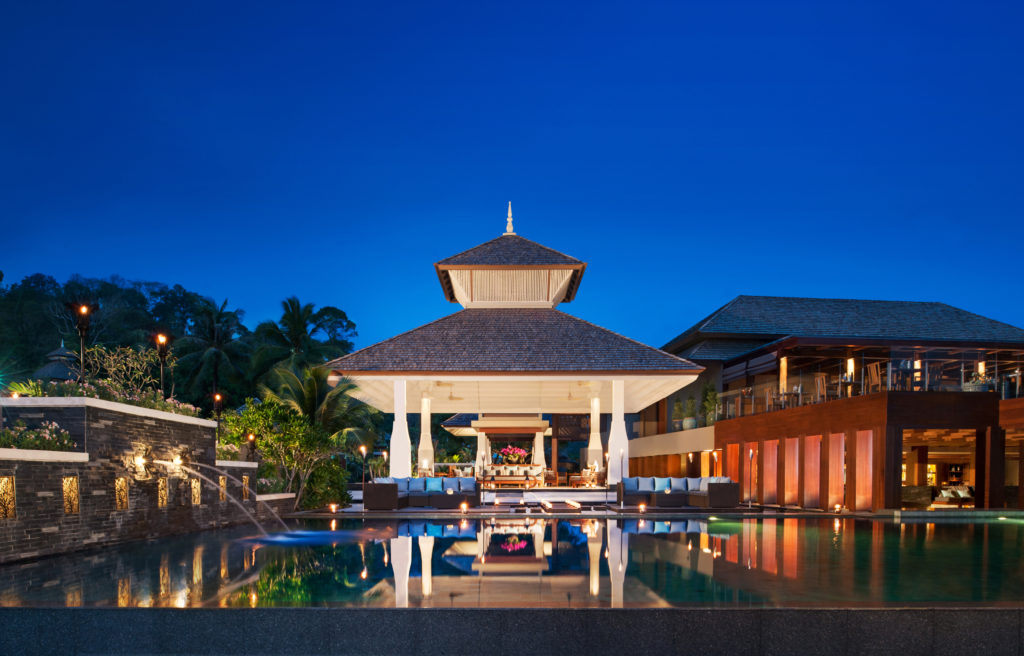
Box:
[498,445,529,464]
[8,379,201,417]
[0,421,76,451]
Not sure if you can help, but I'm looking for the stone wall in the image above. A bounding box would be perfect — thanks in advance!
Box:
[0,398,279,564]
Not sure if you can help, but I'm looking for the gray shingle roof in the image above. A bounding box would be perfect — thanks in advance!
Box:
[677,339,772,361]
[436,234,582,266]
[324,309,702,373]
[441,413,478,427]
[664,295,1024,355]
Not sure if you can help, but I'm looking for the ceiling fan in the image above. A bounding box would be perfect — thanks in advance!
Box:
[435,381,464,401]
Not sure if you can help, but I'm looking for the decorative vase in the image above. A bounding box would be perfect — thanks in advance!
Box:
[682,417,697,430]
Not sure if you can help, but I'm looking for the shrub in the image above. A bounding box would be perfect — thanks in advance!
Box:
[0,421,76,451]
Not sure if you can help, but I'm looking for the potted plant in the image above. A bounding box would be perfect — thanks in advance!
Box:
[701,383,719,427]
[671,399,686,432]
[682,396,698,430]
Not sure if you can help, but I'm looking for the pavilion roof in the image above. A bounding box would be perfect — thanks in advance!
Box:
[324,308,701,374]
[436,234,582,266]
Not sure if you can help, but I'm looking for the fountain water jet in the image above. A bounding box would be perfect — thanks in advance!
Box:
[188,461,290,532]
[153,460,268,536]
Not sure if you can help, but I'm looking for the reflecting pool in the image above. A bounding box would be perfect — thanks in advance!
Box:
[2,516,1024,608]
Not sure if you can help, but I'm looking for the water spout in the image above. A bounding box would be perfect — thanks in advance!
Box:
[153,460,268,536]
[188,461,289,532]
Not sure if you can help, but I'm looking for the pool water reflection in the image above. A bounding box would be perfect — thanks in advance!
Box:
[2,516,1024,608]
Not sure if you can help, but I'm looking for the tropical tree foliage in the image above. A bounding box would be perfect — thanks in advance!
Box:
[250,297,355,382]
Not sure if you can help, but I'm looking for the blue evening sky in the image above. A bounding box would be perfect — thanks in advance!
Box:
[3,1,1022,350]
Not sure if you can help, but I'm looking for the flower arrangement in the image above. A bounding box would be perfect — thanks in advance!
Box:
[0,420,76,451]
[499,535,529,553]
[498,445,529,464]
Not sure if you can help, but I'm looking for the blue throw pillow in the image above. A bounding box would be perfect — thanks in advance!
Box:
[653,477,671,492]
[442,478,460,492]
[622,477,639,493]
[669,477,688,492]
[636,477,655,492]
[425,477,443,493]
[407,478,426,493]
[685,477,702,491]
[698,478,710,491]
[394,477,410,493]
[457,477,476,492]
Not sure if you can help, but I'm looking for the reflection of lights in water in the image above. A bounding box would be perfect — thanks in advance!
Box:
[687,541,692,552]
[360,568,368,580]
[330,519,337,531]
[604,548,610,560]
[834,518,841,534]
[249,592,258,608]
[702,548,712,554]
[173,590,188,608]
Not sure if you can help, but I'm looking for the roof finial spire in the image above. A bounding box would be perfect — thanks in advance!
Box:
[504,201,515,235]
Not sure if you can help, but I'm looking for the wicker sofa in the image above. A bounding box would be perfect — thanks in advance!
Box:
[364,477,480,511]
[616,476,740,509]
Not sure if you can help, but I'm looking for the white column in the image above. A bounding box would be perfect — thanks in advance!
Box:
[607,519,627,608]
[587,395,604,471]
[391,536,412,608]
[389,380,412,478]
[418,536,434,601]
[475,430,489,475]
[607,380,628,485]
[417,395,434,474]
[587,522,604,597]
[532,431,546,468]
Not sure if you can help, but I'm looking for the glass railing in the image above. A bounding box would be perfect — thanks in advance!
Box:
[716,365,1023,421]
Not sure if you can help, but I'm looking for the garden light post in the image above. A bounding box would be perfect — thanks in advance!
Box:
[360,445,367,492]
[213,393,223,442]
[68,302,97,382]
[155,333,171,398]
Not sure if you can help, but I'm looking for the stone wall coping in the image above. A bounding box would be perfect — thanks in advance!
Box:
[256,493,296,501]
[0,448,90,462]
[216,459,258,469]
[0,396,218,428]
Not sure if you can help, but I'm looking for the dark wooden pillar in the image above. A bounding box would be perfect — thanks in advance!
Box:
[1017,442,1024,510]
[551,437,559,480]
[844,429,857,511]
[819,432,831,511]
[977,426,1005,509]
[871,425,902,511]
[909,446,928,486]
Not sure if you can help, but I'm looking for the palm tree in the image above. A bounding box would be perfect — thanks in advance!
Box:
[258,364,377,448]
[250,297,355,382]
[259,364,379,507]
[174,299,250,406]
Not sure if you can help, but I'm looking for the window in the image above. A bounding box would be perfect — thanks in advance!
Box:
[0,476,15,519]
[242,475,250,500]
[157,477,168,509]
[62,476,80,514]
[218,476,227,502]
[191,478,201,505]
[114,477,129,511]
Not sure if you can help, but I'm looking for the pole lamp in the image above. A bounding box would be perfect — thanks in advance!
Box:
[359,445,368,492]
[67,302,97,382]
[155,333,171,399]
[213,393,223,442]
[245,433,257,463]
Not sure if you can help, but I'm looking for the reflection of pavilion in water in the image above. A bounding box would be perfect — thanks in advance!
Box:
[376,518,671,608]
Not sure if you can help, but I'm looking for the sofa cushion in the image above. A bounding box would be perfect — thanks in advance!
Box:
[622,477,639,493]
[685,477,702,491]
[457,477,476,493]
[393,477,410,493]
[653,477,671,493]
[372,477,394,484]
[698,478,710,491]
[636,477,655,493]
[669,477,688,492]
[407,478,426,493]
[425,477,444,493]
[442,478,461,492]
